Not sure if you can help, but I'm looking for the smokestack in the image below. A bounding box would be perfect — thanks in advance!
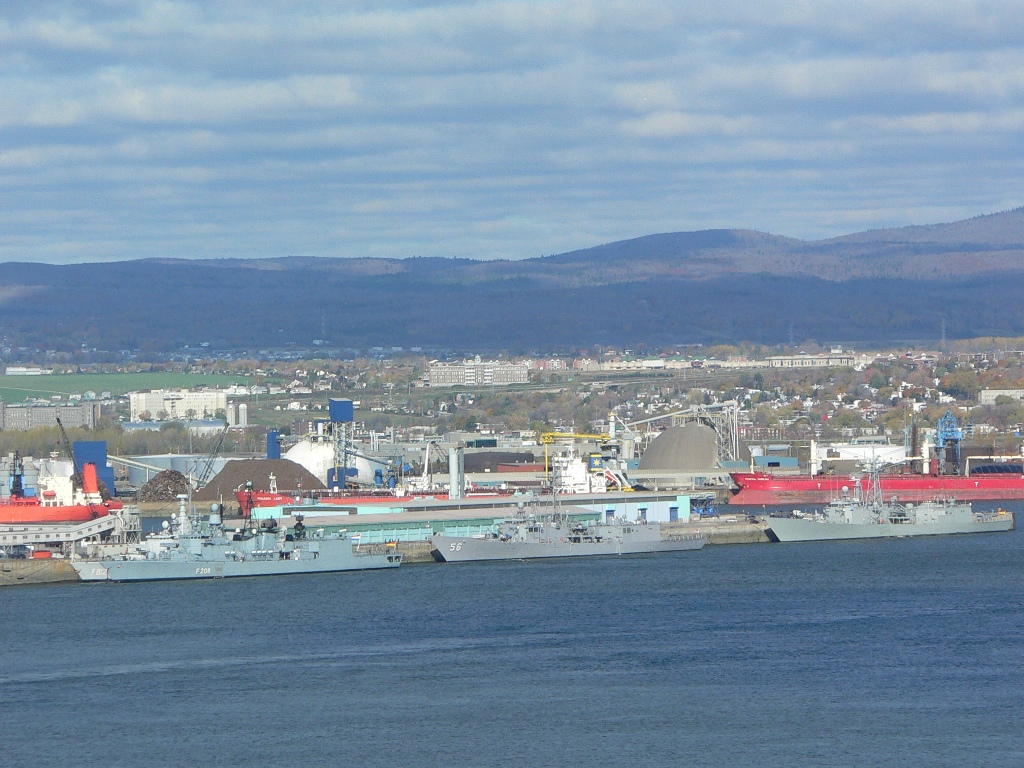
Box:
[82,463,99,494]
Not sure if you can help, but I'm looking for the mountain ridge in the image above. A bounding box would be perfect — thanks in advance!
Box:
[3,208,1024,351]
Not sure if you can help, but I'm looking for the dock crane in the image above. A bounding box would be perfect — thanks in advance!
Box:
[539,429,633,491]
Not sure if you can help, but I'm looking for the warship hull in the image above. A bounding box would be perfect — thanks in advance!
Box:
[767,511,1014,542]
[73,541,401,582]
[432,523,704,563]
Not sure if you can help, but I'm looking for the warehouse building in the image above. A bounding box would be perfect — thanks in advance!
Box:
[0,401,100,430]
[129,389,228,421]
[427,356,529,387]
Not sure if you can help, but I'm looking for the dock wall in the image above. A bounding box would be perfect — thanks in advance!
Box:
[1,559,79,586]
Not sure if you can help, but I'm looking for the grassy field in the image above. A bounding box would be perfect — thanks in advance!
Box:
[0,372,250,403]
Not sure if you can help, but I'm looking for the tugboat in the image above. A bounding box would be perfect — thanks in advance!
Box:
[72,498,401,582]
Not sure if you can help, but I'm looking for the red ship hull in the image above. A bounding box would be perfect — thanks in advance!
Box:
[0,500,117,525]
[729,471,1024,505]
[1,463,118,525]
[234,490,450,516]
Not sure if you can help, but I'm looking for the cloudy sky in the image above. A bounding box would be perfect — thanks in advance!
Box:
[3,1,1024,264]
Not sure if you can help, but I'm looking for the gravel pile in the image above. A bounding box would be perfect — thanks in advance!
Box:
[138,470,192,502]
[194,459,325,502]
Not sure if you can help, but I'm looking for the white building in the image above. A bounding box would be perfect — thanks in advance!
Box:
[979,389,1024,406]
[766,353,855,368]
[0,401,99,430]
[427,357,529,387]
[129,389,228,421]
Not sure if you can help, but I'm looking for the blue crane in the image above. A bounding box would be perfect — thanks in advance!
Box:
[934,410,962,474]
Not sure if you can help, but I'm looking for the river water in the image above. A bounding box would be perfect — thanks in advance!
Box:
[2,517,1023,767]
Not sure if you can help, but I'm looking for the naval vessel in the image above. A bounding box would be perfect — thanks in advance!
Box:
[766,482,1014,543]
[72,503,401,582]
[431,515,705,563]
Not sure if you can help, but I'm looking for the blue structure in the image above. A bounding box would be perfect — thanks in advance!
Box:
[934,410,963,473]
[73,441,116,496]
[267,430,282,460]
[327,466,358,488]
[328,398,354,423]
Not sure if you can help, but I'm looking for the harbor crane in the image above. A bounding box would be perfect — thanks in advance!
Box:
[193,424,230,489]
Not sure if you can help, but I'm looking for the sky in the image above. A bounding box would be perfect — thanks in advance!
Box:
[3,1,1024,264]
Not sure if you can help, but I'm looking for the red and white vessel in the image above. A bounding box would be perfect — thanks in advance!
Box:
[1,455,120,524]
[729,469,1024,505]
[731,420,1024,505]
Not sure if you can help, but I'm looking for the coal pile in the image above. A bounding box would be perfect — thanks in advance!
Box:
[139,470,192,502]
[194,459,325,502]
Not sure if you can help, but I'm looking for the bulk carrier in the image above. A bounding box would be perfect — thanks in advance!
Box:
[731,411,1024,505]
[729,469,1024,505]
[1,454,120,524]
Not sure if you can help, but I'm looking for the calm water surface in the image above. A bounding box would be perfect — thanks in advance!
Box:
[2,519,1023,767]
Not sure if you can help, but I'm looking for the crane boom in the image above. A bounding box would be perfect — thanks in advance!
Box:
[194,425,230,488]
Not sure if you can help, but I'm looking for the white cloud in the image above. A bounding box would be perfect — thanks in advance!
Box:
[620,111,756,138]
[2,1,1024,263]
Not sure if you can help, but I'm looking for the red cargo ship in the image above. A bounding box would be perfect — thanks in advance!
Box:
[1,461,120,524]
[729,469,1024,505]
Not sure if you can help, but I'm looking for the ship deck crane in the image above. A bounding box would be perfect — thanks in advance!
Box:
[56,417,102,518]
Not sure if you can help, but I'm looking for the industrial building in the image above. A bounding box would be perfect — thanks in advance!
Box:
[978,389,1024,406]
[0,401,100,430]
[252,491,700,545]
[427,357,529,387]
[766,353,855,368]
[128,389,228,421]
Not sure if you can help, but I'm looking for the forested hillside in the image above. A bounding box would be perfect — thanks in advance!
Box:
[2,210,1023,352]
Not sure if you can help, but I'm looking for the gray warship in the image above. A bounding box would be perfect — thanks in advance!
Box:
[766,474,1014,543]
[72,501,401,582]
[431,508,705,563]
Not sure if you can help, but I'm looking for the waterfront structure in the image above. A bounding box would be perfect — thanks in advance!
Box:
[0,401,99,430]
[427,357,529,387]
[248,491,699,545]
[129,389,228,421]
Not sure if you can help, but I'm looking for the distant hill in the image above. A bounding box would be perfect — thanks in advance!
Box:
[2,209,1024,352]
